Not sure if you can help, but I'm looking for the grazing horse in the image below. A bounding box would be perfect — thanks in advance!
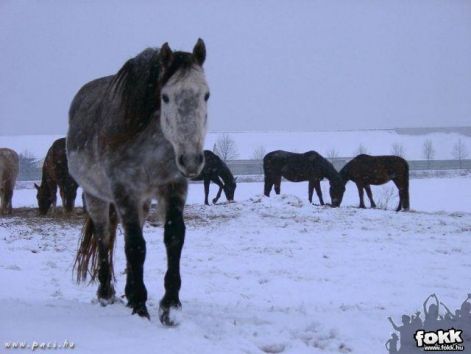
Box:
[339,154,409,211]
[67,39,209,325]
[192,150,237,205]
[263,150,345,207]
[35,138,78,215]
[0,148,19,215]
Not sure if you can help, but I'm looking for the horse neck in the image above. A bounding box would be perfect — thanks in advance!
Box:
[218,162,234,185]
[320,159,343,186]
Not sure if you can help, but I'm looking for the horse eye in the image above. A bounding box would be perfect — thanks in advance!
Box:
[204,92,210,101]
[162,94,169,103]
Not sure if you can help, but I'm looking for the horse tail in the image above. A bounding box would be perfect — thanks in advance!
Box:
[74,206,118,283]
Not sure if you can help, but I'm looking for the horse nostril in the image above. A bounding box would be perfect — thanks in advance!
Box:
[178,155,185,168]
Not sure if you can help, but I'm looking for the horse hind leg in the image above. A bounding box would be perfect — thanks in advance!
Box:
[264,176,273,197]
[393,178,409,211]
[157,181,187,326]
[274,176,282,195]
[74,193,117,304]
[356,183,366,208]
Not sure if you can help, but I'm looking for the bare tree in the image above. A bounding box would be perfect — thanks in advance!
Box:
[252,145,266,160]
[213,133,239,161]
[422,139,435,168]
[451,139,469,169]
[354,144,368,156]
[391,143,405,158]
[325,148,339,163]
[18,150,40,181]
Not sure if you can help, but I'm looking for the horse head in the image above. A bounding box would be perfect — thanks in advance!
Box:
[223,177,237,202]
[159,39,209,178]
[329,180,346,207]
[34,183,52,215]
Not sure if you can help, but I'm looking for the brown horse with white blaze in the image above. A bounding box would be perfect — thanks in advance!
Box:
[339,154,410,211]
[0,148,19,215]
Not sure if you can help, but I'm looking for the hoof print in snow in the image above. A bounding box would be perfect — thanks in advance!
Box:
[259,343,286,353]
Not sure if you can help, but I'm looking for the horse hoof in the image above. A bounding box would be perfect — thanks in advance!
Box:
[132,304,150,319]
[158,299,182,326]
[98,296,115,306]
[212,199,218,204]
[158,305,182,326]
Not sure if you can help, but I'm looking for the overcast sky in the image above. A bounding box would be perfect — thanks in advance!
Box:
[1,0,470,135]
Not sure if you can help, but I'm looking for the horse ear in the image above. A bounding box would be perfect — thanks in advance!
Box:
[160,42,173,69]
[34,183,39,190]
[193,38,206,66]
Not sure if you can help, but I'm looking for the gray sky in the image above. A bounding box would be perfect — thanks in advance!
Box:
[1,0,470,135]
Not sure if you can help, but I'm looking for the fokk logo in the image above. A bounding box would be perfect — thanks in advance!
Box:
[386,293,471,353]
[415,329,464,351]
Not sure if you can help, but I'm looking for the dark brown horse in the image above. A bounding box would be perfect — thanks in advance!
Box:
[192,150,237,205]
[0,148,19,215]
[339,154,409,211]
[35,138,78,214]
[263,150,345,207]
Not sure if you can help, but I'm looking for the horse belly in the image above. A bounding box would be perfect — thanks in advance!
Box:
[67,151,113,202]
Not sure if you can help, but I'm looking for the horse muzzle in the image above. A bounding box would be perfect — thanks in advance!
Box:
[177,153,204,178]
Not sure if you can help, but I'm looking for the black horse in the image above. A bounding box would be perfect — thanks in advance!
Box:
[192,150,237,205]
[339,154,410,211]
[263,150,345,207]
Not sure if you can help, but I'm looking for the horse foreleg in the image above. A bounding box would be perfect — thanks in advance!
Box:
[314,180,324,205]
[203,178,210,205]
[114,188,149,318]
[211,177,224,204]
[157,181,187,326]
[356,183,366,208]
[365,185,376,208]
[48,181,57,214]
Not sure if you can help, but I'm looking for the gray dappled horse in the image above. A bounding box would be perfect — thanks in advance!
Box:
[67,39,209,325]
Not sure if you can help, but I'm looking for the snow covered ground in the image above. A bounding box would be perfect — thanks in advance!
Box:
[1,177,471,353]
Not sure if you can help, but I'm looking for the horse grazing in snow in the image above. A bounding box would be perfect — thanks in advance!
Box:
[0,148,19,215]
[263,150,345,207]
[339,154,410,211]
[192,150,237,205]
[35,138,78,215]
[67,39,210,325]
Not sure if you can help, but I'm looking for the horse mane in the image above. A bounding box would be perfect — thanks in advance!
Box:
[107,48,197,145]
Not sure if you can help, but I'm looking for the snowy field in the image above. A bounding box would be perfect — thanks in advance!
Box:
[1,177,471,353]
